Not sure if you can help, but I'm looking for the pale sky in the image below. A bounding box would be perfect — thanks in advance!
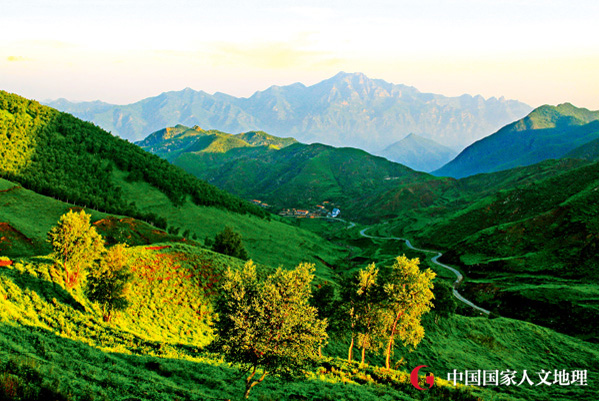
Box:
[1,0,598,109]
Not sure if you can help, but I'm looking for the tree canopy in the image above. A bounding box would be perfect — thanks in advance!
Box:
[212,226,249,260]
[47,209,105,288]
[213,261,327,399]
[86,243,132,322]
[381,256,435,369]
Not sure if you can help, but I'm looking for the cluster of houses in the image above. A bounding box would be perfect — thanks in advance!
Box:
[278,201,341,219]
[249,199,271,208]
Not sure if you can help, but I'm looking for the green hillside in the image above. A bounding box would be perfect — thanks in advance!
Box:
[141,127,450,222]
[434,103,599,178]
[0,91,269,224]
[383,158,599,340]
[2,242,598,401]
[0,92,347,272]
[137,124,297,162]
[3,90,598,401]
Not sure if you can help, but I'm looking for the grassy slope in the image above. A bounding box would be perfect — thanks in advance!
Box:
[0,175,345,280]
[115,170,345,278]
[1,244,487,401]
[171,141,447,222]
[1,244,597,400]
[382,159,599,340]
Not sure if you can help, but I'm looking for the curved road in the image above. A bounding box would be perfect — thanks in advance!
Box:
[359,228,490,315]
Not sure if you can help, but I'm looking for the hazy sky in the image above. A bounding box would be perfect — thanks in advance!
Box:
[2,0,598,109]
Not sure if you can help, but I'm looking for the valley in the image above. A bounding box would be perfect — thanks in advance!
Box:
[1,90,599,401]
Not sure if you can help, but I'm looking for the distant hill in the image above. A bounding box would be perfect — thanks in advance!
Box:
[378,133,457,172]
[139,125,449,222]
[137,124,297,160]
[434,103,599,178]
[46,72,531,152]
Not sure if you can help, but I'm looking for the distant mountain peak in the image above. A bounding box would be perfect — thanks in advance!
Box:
[379,133,457,172]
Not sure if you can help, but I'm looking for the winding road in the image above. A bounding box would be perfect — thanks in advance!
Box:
[359,227,490,315]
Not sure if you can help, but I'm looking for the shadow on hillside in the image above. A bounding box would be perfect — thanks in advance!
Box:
[0,321,239,401]
[0,263,86,312]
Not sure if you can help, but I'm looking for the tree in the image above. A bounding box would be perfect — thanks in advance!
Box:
[86,243,132,322]
[380,256,435,369]
[310,281,339,357]
[431,279,457,323]
[342,263,384,364]
[47,210,105,288]
[212,226,249,260]
[213,261,327,399]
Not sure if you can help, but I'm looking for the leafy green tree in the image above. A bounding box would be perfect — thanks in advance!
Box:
[380,256,435,369]
[212,226,249,260]
[311,281,339,357]
[47,210,105,288]
[342,263,386,364]
[213,261,327,399]
[432,279,457,323]
[86,243,132,322]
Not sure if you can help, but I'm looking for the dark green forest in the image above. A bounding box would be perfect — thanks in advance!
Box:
[0,91,268,230]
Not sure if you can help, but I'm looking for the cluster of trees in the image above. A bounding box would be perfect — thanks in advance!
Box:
[0,91,268,232]
[48,210,131,321]
[321,257,436,368]
[214,256,438,399]
[46,208,445,400]
[210,226,249,260]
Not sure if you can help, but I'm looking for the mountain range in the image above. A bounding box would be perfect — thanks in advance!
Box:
[434,103,599,178]
[45,72,532,153]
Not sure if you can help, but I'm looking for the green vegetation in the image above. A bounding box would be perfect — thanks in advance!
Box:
[211,226,249,260]
[2,240,597,400]
[2,90,599,401]
[142,128,448,222]
[377,157,599,340]
[137,125,297,162]
[1,234,487,400]
[86,243,132,322]
[47,210,105,288]
[435,103,599,178]
[379,256,435,369]
[0,90,268,227]
[214,261,327,399]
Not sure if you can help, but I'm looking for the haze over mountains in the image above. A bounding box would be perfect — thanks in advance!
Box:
[380,133,457,172]
[46,72,531,154]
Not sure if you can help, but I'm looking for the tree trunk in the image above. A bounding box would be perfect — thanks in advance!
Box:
[385,312,402,369]
[244,367,267,399]
[347,335,355,362]
[318,345,322,358]
[361,347,366,365]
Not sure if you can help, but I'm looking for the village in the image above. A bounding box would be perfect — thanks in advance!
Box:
[249,199,341,219]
